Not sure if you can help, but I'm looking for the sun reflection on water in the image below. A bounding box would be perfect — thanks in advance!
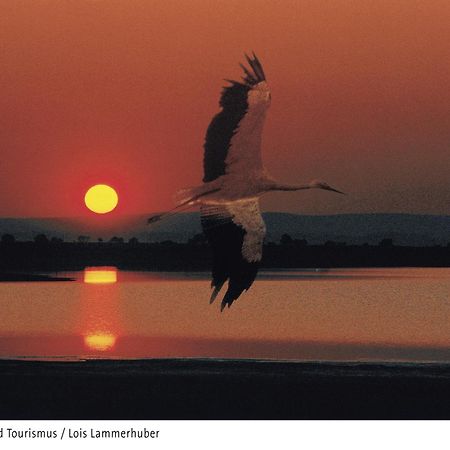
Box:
[81,266,120,353]
[84,333,117,351]
[84,267,117,284]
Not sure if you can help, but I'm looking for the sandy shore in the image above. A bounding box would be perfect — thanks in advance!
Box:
[1,359,450,419]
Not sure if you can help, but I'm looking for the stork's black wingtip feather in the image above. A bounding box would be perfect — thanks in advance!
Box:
[239,63,257,83]
[238,52,266,85]
[251,51,261,65]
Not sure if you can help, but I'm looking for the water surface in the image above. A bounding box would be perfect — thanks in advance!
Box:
[0,267,449,362]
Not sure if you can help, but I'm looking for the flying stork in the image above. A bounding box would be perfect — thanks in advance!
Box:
[149,53,344,311]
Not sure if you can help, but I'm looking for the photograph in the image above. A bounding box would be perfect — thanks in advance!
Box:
[0,0,449,421]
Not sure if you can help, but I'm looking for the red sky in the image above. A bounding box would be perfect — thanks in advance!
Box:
[1,0,449,217]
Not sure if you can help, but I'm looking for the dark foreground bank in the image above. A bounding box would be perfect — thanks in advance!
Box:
[1,359,450,419]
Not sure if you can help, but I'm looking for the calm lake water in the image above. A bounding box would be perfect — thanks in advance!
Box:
[0,267,449,362]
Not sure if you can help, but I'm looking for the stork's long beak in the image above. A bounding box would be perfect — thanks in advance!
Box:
[325,186,347,195]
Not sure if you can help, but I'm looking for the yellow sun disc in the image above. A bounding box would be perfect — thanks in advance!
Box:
[84,184,118,214]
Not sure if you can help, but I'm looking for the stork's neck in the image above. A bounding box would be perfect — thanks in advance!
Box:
[269,182,312,192]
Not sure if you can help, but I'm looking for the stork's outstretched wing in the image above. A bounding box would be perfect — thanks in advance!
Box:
[201,199,266,310]
[203,53,271,182]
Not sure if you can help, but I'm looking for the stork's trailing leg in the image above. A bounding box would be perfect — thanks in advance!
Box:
[147,182,221,224]
[147,201,194,224]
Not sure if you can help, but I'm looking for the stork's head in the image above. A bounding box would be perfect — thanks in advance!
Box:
[309,180,346,194]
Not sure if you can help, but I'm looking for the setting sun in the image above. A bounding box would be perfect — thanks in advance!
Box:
[84,184,118,214]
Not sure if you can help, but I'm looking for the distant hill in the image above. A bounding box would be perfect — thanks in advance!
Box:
[0,213,448,246]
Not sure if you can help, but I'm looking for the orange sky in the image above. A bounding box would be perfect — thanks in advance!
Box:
[1,0,449,217]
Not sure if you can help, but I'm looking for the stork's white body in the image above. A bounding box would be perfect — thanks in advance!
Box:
[149,54,344,310]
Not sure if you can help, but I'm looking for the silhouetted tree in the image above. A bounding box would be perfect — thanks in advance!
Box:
[77,235,90,243]
[324,240,345,247]
[379,238,394,247]
[160,240,176,246]
[1,234,15,245]
[280,234,293,245]
[110,236,124,244]
[34,234,49,245]
[294,238,308,247]
[50,237,64,244]
[188,233,208,246]
[128,237,139,245]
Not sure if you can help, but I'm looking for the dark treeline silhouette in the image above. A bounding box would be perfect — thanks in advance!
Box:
[0,233,449,271]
